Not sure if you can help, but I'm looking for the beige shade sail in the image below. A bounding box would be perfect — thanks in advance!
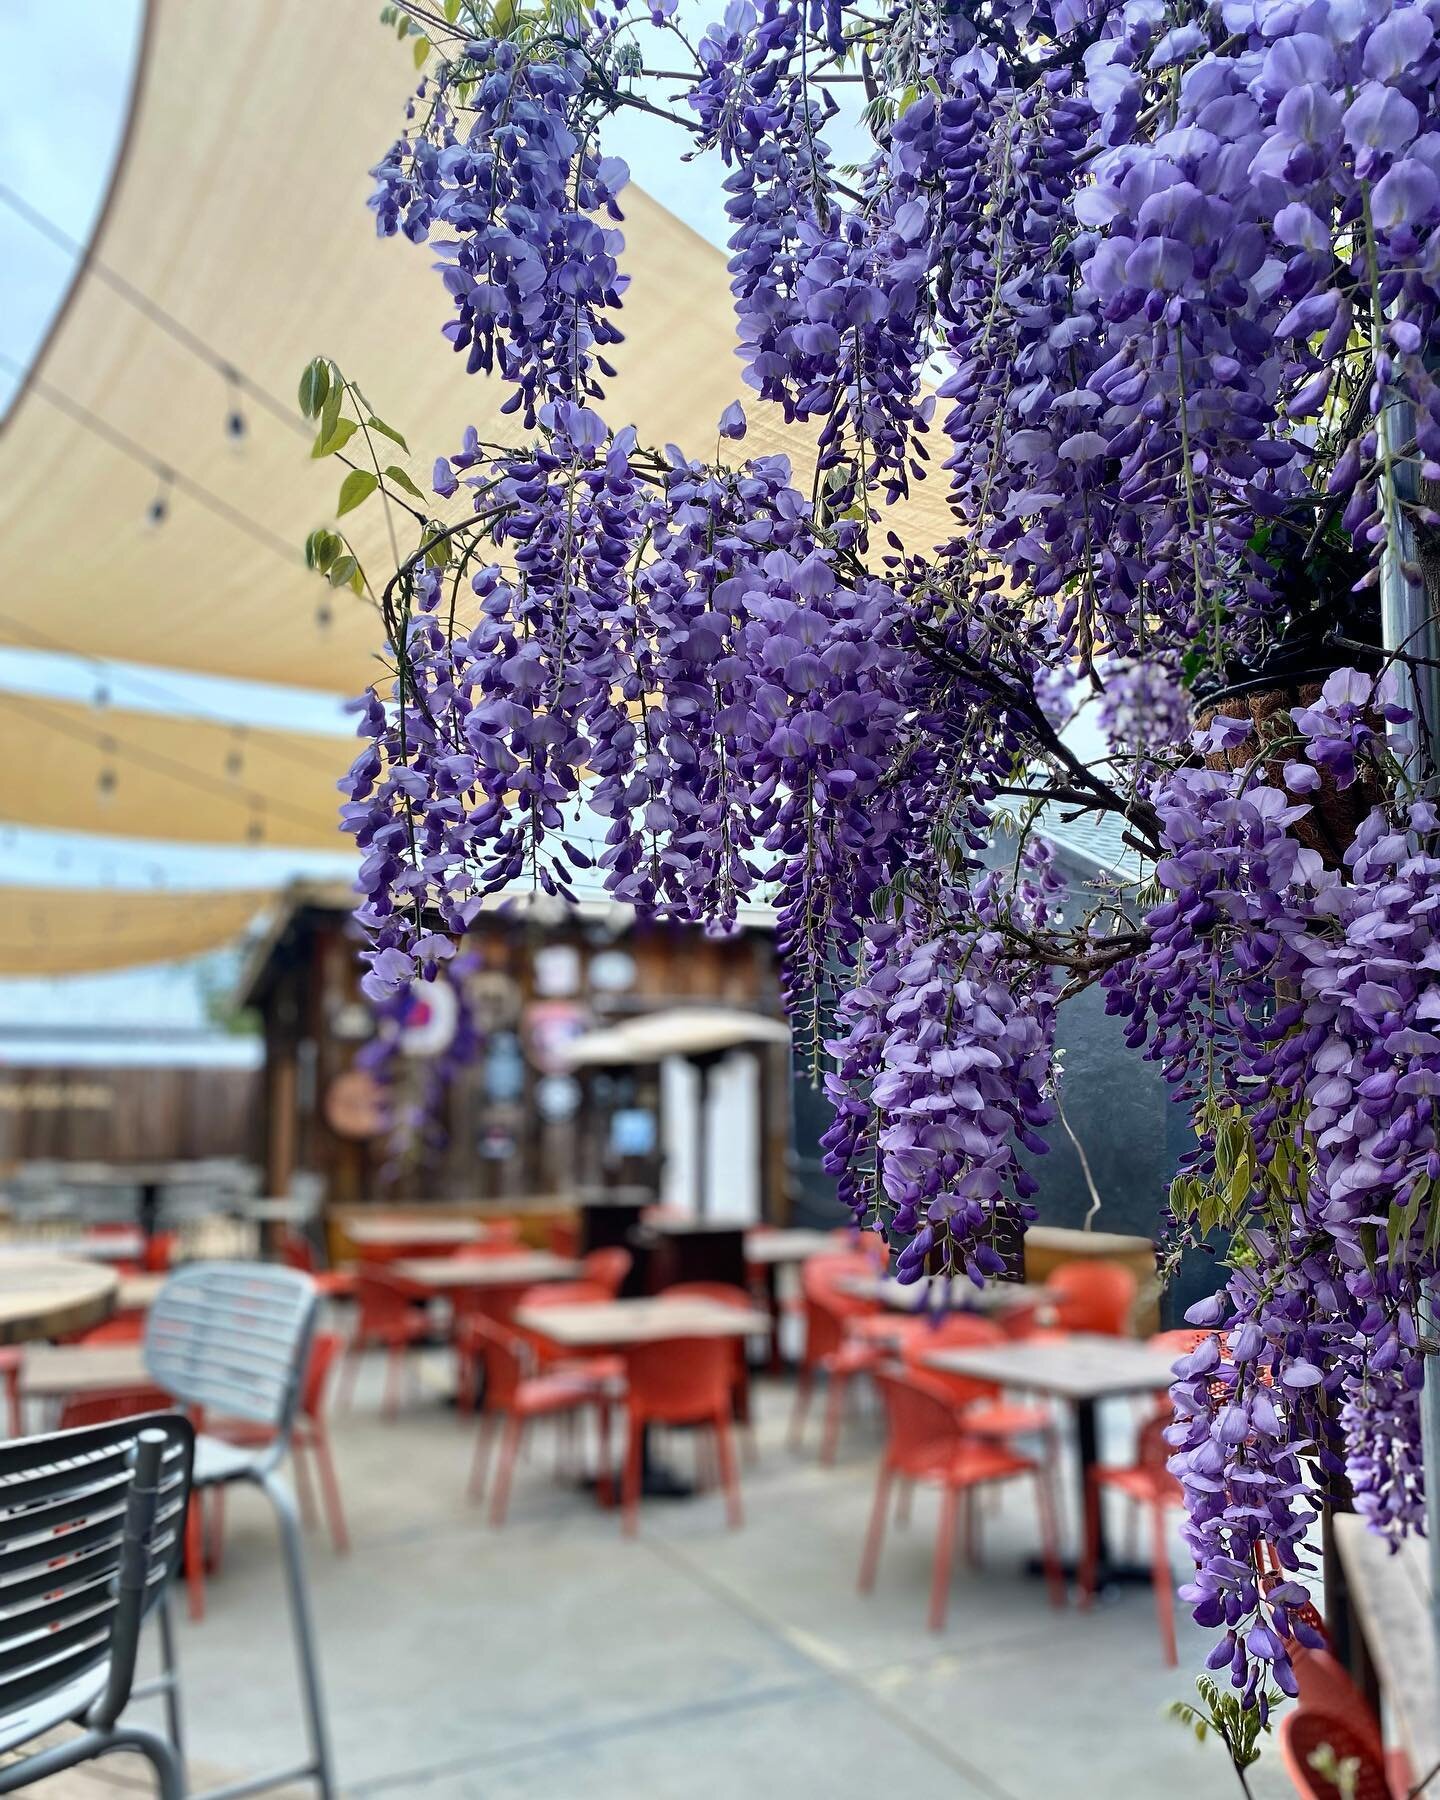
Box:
[0,694,352,848]
[564,1006,790,1066]
[0,0,956,700]
[0,887,271,974]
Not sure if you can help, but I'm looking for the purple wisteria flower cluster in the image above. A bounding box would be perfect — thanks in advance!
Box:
[324,0,1440,1721]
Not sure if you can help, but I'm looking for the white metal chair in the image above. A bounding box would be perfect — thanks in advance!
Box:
[0,1415,193,1796]
[144,1262,337,1799]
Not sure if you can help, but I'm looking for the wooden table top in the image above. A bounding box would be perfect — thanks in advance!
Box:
[1333,1514,1440,1790]
[346,1217,486,1247]
[21,1342,154,1397]
[0,1255,117,1346]
[838,1271,1044,1315]
[390,1253,581,1289]
[743,1229,841,1265]
[516,1296,771,1348]
[921,1331,1180,1401]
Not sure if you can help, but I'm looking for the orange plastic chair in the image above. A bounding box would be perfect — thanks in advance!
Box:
[581,1246,632,1297]
[208,1331,350,1558]
[859,1367,1065,1630]
[1043,1261,1138,1336]
[462,1313,613,1525]
[898,1315,1057,1489]
[621,1336,742,1534]
[663,1282,760,1459]
[514,1280,626,1384]
[1279,1705,1399,1799]
[1079,1410,1184,1662]
[339,1267,432,1416]
[281,1228,357,1301]
[789,1253,886,1462]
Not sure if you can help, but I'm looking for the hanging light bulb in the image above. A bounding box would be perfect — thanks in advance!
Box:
[225,731,245,780]
[146,468,173,528]
[92,682,110,710]
[246,813,265,845]
[315,599,334,630]
[97,736,118,805]
[223,367,247,447]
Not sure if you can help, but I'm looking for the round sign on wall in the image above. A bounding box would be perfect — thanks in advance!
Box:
[399,977,458,1057]
[323,1069,388,1141]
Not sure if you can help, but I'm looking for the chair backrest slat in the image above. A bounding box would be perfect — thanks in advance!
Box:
[0,1415,194,1756]
[144,1263,317,1431]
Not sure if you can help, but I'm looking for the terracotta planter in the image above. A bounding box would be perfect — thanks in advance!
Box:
[1194,669,1383,866]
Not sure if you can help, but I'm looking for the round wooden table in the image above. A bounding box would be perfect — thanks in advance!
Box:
[0,1255,117,1346]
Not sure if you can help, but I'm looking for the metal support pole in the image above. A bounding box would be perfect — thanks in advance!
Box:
[1378,390,1440,1636]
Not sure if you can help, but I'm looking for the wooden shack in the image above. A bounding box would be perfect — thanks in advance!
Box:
[238,883,796,1220]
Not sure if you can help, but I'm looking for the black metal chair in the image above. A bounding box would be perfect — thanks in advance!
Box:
[143,1262,336,1799]
[0,1414,194,1797]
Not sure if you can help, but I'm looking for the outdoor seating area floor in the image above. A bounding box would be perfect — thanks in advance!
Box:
[24,1351,1295,1799]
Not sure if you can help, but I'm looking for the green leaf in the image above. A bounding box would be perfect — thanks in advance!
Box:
[327,554,359,589]
[423,531,452,569]
[315,378,343,452]
[366,415,409,452]
[311,416,359,459]
[385,464,426,501]
[297,358,329,419]
[413,33,430,67]
[304,528,341,572]
[336,470,379,516]
[443,0,461,18]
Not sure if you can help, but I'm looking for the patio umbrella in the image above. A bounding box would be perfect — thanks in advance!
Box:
[562,1008,791,1217]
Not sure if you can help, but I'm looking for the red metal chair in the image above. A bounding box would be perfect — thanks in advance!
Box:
[621,1336,742,1535]
[789,1254,886,1462]
[581,1246,632,1296]
[1042,1260,1138,1336]
[1279,1704,1399,1799]
[859,1366,1064,1630]
[1079,1410,1184,1663]
[339,1267,432,1416]
[462,1313,613,1526]
[281,1227,357,1301]
[662,1282,760,1461]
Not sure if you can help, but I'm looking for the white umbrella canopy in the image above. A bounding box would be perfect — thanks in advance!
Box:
[563,1006,790,1068]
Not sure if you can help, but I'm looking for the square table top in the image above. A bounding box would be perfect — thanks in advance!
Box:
[344,1216,486,1247]
[743,1228,842,1265]
[516,1295,771,1348]
[921,1331,1181,1401]
[21,1342,155,1398]
[837,1271,1043,1316]
[389,1253,581,1289]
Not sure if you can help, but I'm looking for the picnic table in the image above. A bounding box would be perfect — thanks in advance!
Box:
[922,1331,1180,1586]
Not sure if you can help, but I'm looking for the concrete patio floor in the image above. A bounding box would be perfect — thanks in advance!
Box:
[22,1351,1296,1799]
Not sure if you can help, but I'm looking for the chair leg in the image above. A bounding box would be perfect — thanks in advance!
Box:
[258,1469,337,1800]
[490,1415,524,1528]
[313,1424,350,1554]
[858,1463,894,1593]
[929,1486,960,1632]
[788,1365,814,1450]
[820,1369,848,1466]
[622,1416,644,1536]
[336,1336,364,1411]
[963,1488,981,1567]
[4,1364,19,1437]
[1151,1502,1178,1667]
[1035,1469,1067,1610]
[714,1413,743,1529]
[595,1399,613,1508]
[0,1725,187,1800]
[156,1593,185,1766]
[469,1412,498,1501]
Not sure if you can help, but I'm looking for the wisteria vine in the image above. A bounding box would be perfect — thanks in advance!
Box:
[314,0,1440,1735]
